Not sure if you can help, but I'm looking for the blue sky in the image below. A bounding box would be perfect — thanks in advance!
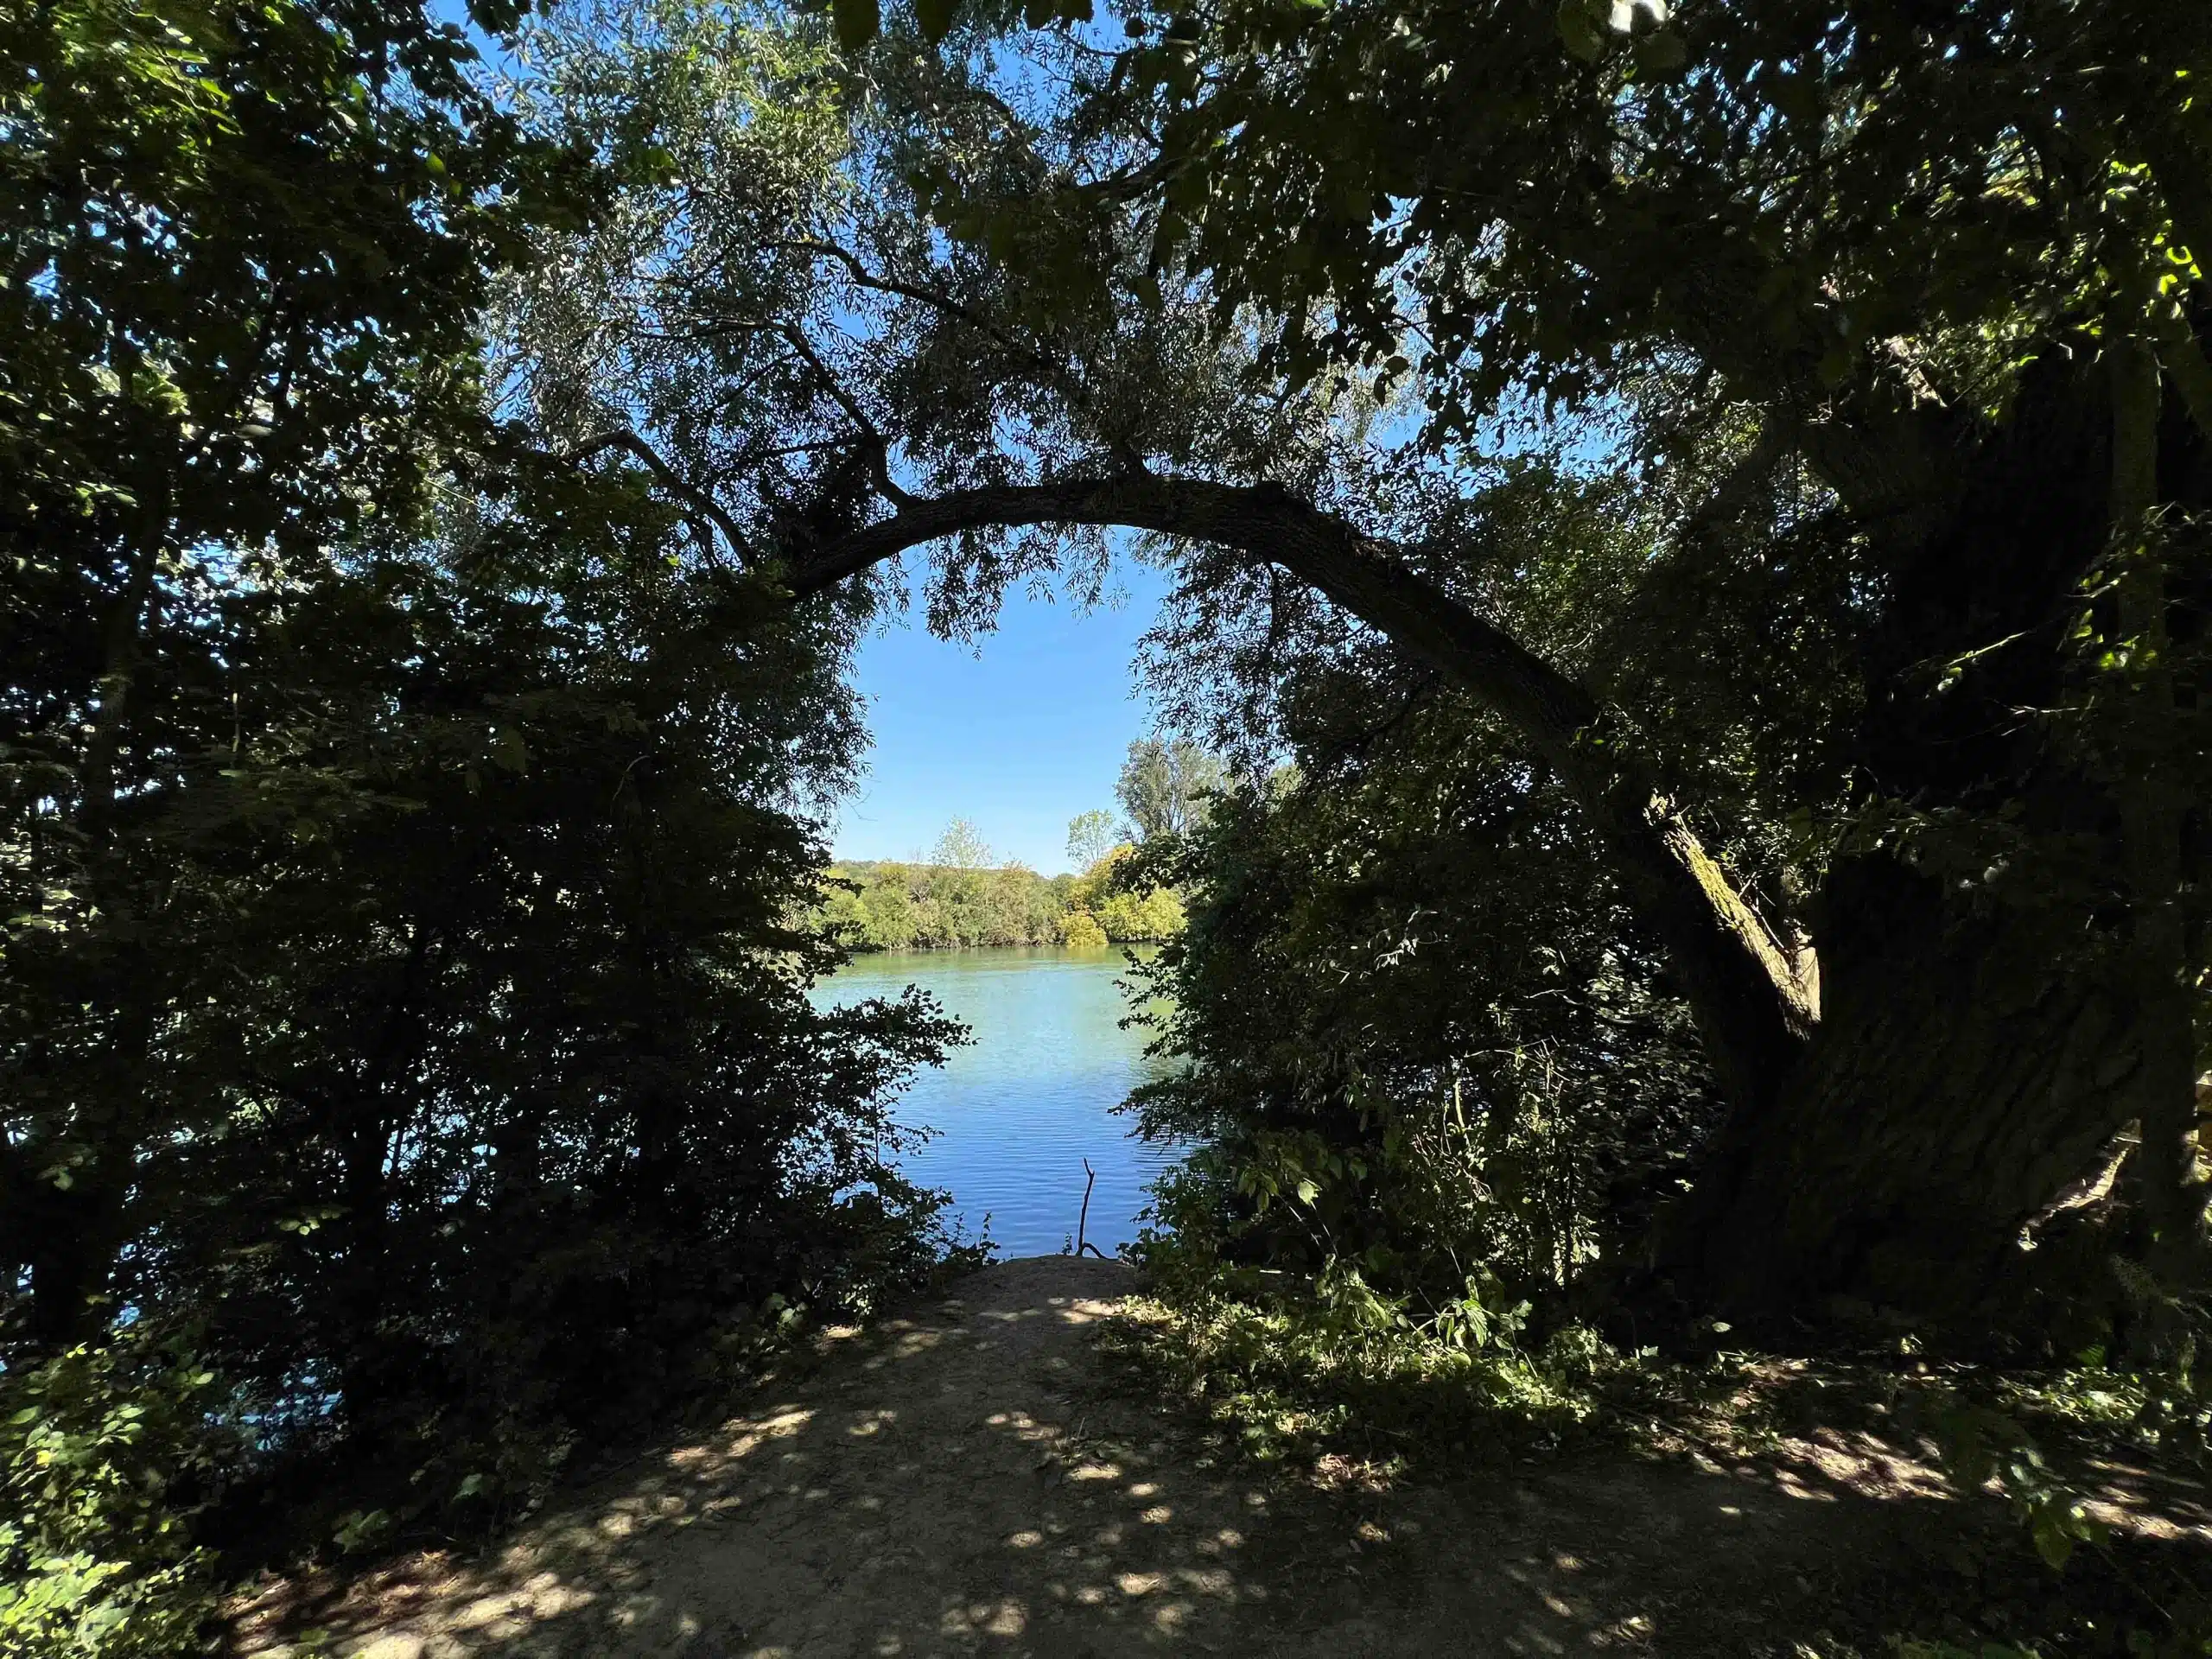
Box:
[830,554,1170,874]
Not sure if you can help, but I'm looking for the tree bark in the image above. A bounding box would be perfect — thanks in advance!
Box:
[1653,855,2145,1321]
[2106,336,2207,1277]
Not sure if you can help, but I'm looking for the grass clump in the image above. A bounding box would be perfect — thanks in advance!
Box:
[1102,1252,2212,1656]
[1098,1258,1626,1480]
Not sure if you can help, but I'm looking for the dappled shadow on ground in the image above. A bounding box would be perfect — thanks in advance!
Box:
[231,1258,2212,1658]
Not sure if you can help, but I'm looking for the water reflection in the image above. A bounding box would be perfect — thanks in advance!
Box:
[810,946,1180,1256]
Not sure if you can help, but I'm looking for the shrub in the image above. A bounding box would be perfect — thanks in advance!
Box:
[0,1330,238,1658]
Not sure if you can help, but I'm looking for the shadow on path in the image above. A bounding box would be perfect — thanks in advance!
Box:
[230,1257,2211,1658]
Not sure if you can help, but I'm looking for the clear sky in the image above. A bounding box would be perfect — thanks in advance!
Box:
[830,552,1170,874]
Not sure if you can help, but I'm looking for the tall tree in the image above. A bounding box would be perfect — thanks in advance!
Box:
[1065,808,1122,869]
[1117,739,1224,842]
[797,0,2212,1321]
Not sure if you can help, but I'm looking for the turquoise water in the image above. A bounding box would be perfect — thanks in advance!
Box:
[809,946,1182,1257]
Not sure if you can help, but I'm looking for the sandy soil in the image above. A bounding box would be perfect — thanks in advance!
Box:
[228,1256,2212,1659]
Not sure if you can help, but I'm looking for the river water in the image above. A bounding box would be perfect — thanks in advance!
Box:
[808,946,1183,1257]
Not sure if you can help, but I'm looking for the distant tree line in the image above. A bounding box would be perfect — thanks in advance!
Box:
[815,770,1202,951]
[815,855,1184,950]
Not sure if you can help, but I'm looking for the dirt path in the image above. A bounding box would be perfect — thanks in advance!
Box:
[232,1257,2211,1658]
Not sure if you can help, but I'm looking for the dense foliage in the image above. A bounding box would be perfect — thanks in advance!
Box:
[7,0,2212,1645]
[1130,728,1718,1325]
[1125,458,1749,1325]
[0,2,977,1649]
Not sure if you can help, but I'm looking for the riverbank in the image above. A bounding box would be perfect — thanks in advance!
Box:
[226,1258,2212,1656]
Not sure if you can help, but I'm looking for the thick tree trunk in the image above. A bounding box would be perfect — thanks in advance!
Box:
[1652,854,2144,1321]
[1646,349,2209,1323]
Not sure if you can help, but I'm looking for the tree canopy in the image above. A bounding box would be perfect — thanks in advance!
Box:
[5,0,2210,1646]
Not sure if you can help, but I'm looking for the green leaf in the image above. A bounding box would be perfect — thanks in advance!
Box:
[2029,1508,2076,1570]
[831,0,880,52]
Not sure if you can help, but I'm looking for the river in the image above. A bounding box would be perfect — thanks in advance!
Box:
[808,946,1183,1258]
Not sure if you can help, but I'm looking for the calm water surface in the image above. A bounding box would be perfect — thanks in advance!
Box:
[810,947,1181,1257]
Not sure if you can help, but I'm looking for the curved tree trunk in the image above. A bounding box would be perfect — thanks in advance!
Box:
[791,474,1817,1112]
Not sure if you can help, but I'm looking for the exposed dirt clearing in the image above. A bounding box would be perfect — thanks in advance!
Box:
[229,1257,2211,1658]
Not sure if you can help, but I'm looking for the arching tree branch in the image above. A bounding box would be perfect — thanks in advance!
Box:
[788,473,1818,1111]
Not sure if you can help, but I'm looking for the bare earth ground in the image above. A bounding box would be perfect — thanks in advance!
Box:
[230,1256,2212,1659]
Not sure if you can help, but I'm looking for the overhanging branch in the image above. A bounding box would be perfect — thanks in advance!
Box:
[790,471,1817,1108]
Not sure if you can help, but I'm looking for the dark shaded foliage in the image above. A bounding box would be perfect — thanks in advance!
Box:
[0,3,978,1648]
[1128,676,1721,1325]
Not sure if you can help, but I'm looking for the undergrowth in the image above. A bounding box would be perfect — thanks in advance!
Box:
[1100,1262,2212,1656]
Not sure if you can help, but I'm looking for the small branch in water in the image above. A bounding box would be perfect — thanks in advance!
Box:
[1076,1159,1107,1259]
